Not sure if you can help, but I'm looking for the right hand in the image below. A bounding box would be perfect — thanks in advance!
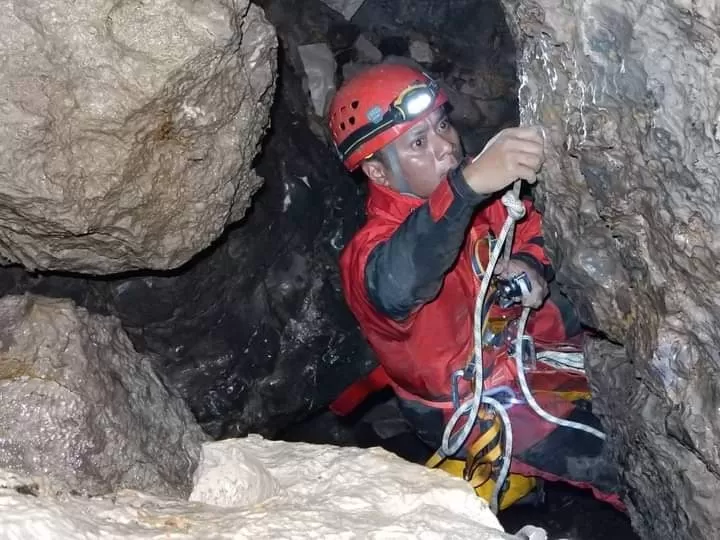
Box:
[462,126,546,195]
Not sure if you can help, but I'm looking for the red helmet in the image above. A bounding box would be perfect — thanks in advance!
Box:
[328,64,449,171]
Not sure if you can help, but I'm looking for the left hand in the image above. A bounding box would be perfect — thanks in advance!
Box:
[494,259,549,309]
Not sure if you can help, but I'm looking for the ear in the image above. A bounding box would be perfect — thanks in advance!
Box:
[360,158,391,187]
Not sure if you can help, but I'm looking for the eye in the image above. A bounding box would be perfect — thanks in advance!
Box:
[438,117,450,131]
[412,137,426,149]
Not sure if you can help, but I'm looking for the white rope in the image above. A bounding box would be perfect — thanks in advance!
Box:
[440,198,517,456]
[500,182,524,268]
[500,190,525,221]
[513,307,606,440]
[439,180,605,514]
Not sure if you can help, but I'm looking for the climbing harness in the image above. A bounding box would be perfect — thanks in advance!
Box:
[428,175,606,514]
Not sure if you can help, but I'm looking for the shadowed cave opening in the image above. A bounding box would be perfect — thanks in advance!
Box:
[0,0,646,537]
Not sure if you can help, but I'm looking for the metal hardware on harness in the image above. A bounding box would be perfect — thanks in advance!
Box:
[450,369,464,409]
[508,333,537,371]
[496,272,532,308]
[451,362,480,409]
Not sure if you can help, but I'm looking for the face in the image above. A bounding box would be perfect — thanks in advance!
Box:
[362,108,463,198]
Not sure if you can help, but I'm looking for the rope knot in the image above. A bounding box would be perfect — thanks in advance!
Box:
[501,192,525,221]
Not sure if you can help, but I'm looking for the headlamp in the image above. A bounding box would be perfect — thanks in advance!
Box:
[389,82,439,121]
[337,79,441,162]
[404,92,433,116]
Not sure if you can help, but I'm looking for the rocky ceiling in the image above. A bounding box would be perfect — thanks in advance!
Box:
[0,0,719,538]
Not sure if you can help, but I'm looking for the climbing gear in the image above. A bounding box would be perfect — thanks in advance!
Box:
[536,349,585,372]
[426,410,537,511]
[496,272,532,309]
[328,64,448,171]
[431,174,605,514]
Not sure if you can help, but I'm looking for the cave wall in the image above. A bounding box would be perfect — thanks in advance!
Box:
[4,0,718,534]
[500,0,720,537]
[0,0,522,442]
[259,0,520,153]
[0,61,376,440]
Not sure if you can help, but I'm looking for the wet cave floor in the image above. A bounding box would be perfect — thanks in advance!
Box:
[280,392,639,540]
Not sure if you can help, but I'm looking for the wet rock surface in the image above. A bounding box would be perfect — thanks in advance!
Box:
[0,294,207,498]
[0,61,376,440]
[500,0,720,537]
[0,0,276,273]
[258,0,519,153]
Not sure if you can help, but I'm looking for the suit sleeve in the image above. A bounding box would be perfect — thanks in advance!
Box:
[364,165,489,321]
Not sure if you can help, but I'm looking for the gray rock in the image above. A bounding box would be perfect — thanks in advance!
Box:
[501,0,720,537]
[409,39,434,64]
[0,294,208,497]
[0,0,277,273]
[0,64,376,441]
[298,42,337,117]
[319,0,367,20]
[354,34,383,63]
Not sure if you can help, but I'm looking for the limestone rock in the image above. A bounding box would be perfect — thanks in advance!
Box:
[500,0,720,537]
[409,39,434,64]
[0,63,376,441]
[319,0,367,20]
[0,436,531,539]
[0,294,208,497]
[0,0,277,273]
[298,42,337,117]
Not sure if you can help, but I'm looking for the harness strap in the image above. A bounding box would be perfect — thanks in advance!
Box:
[427,408,504,495]
[464,410,502,487]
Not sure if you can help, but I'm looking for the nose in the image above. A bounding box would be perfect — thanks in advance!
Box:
[432,130,455,163]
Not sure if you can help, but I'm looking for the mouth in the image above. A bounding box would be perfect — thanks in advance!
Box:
[441,157,459,177]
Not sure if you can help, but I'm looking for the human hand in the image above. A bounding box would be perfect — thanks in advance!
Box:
[462,126,545,195]
[494,258,549,309]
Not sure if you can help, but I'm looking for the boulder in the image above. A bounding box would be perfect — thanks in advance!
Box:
[298,42,337,117]
[0,294,208,497]
[354,34,384,63]
[0,0,277,273]
[0,63,376,440]
[0,436,541,539]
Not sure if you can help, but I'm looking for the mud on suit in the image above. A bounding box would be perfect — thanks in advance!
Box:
[334,163,623,509]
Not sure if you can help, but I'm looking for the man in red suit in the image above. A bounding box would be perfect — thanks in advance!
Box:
[328,63,621,510]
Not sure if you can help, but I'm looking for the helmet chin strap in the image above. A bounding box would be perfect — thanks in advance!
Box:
[383,144,416,197]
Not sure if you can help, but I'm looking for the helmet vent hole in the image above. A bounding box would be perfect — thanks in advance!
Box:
[340,122,346,130]
[351,100,359,109]
[349,116,355,125]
